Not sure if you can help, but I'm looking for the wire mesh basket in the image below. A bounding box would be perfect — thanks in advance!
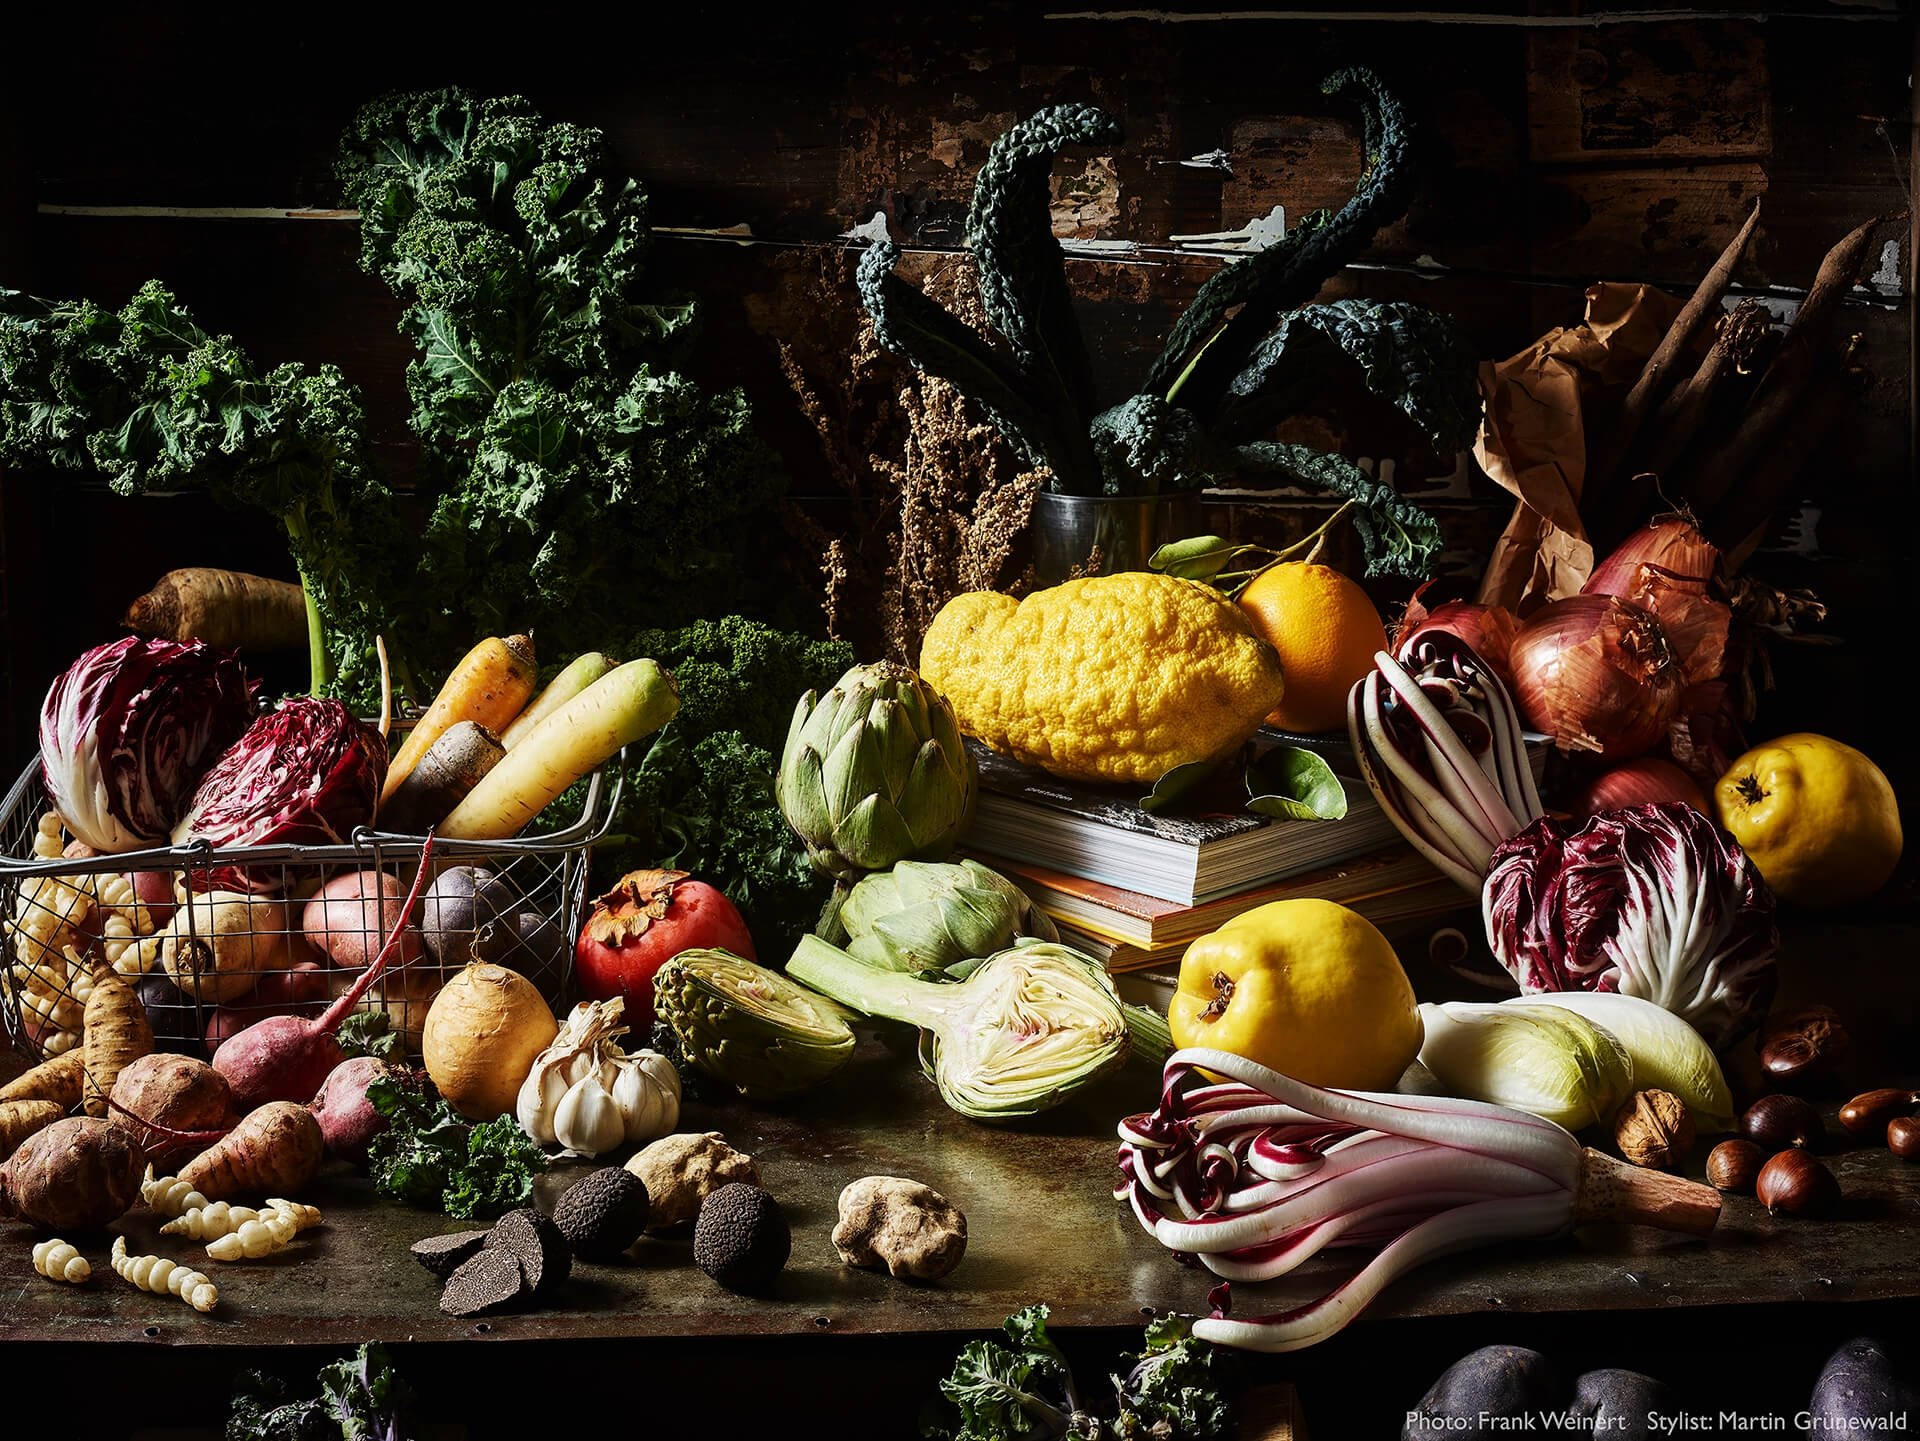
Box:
[0,753,621,1065]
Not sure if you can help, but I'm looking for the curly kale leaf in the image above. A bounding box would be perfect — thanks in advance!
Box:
[588,617,852,955]
[340,89,778,670]
[0,282,397,708]
[620,614,855,747]
[442,1115,547,1221]
[228,1344,414,1441]
[365,1075,544,1220]
[1234,441,1442,577]
[1219,300,1482,453]
[1111,1317,1233,1441]
[966,103,1122,429]
[922,1304,1088,1441]
[1146,68,1419,415]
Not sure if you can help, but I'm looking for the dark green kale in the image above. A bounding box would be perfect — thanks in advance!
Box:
[228,1343,413,1441]
[0,283,401,707]
[1111,1316,1234,1441]
[593,616,854,953]
[859,67,1474,579]
[365,1075,545,1221]
[922,1304,1087,1441]
[337,89,786,659]
[922,1307,1232,1441]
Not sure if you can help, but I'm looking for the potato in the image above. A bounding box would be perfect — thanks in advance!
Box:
[1402,1346,1566,1439]
[1809,1338,1917,1430]
[419,866,522,968]
[303,870,427,971]
[1568,1369,1674,1438]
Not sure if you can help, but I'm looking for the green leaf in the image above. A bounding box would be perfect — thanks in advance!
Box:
[335,1010,402,1062]
[1246,746,1349,821]
[1231,441,1442,579]
[1139,759,1221,814]
[1221,300,1482,454]
[1149,534,1239,582]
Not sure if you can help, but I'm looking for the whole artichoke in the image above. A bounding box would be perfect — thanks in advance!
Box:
[653,949,856,1099]
[776,661,977,881]
[840,859,1058,976]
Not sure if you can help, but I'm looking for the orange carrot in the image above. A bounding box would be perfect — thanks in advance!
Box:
[381,635,537,805]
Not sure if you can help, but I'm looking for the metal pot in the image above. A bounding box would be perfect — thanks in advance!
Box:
[1028,491,1204,587]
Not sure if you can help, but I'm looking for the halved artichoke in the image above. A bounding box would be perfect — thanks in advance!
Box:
[653,948,856,1099]
[787,936,1138,1121]
[840,858,1058,976]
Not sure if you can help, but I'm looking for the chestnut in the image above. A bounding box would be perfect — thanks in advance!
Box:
[1839,1088,1920,1136]
[1705,1139,1766,1194]
[1757,1006,1851,1087]
[1889,1116,1920,1162]
[1755,1149,1840,1217]
[1740,1093,1825,1152]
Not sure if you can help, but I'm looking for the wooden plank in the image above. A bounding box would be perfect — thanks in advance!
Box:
[1527,19,1772,163]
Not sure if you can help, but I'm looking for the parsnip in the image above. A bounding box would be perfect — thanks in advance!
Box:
[438,658,679,840]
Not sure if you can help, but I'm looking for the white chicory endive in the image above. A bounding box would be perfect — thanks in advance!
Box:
[516,997,680,1156]
[1416,1000,1633,1132]
[1505,990,1735,1133]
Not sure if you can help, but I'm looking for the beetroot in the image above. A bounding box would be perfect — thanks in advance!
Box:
[213,838,436,1109]
[575,869,755,1028]
[310,1056,392,1164]
[205,962,329,1052]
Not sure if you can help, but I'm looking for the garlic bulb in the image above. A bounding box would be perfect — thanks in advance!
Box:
[515,997,682,1156]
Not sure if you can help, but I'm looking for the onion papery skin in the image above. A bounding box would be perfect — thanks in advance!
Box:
[1396,603,1519,688]
[1571,757,1710,816]
[1509,596,1682,763]
[1584,519,1718,602]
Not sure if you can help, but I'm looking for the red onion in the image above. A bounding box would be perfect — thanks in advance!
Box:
[1571,757,1710,816]
[1584,518,1718,601]
[1395,601,1518,686]
[1508,595,1682,762]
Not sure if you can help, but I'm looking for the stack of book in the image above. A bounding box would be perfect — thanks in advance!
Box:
[959,738,1500,996]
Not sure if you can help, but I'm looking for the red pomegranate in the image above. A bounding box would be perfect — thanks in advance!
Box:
[573,869,756,1028]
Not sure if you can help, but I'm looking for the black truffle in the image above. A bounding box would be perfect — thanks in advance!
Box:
[411,1229,492,1280]
[553,1168,651,1261]
[440,1248,527,1316]
[487,1208,571,1299]
[693,1183,789,1294]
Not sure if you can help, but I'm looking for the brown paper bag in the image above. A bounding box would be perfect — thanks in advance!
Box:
[1472,282,1684,614]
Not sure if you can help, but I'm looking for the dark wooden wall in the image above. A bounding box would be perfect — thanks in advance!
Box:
[1,3,1913,791]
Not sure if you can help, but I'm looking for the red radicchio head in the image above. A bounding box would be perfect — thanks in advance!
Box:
[171,698,387,890]
[1481,801,1777,1049]
[40,637,254,853]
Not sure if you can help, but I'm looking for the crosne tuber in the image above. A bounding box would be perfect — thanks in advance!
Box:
[110,1235,218,1313]
[32,1238,91,1284]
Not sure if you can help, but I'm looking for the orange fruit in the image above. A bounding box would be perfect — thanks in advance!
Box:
[1237,562,1387,734]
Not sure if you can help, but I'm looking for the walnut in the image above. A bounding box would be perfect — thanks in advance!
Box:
[1614,1090,1695,1172]
[623,1131,759,1230]
[832,1175,967,1283]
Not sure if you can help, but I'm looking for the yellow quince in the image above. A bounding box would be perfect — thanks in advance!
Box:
[918,573,1286,785]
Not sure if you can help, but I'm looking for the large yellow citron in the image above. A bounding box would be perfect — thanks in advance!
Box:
[1168,898,1422,1091]
[919,573,1285,785]
[1715,733,1903,907]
